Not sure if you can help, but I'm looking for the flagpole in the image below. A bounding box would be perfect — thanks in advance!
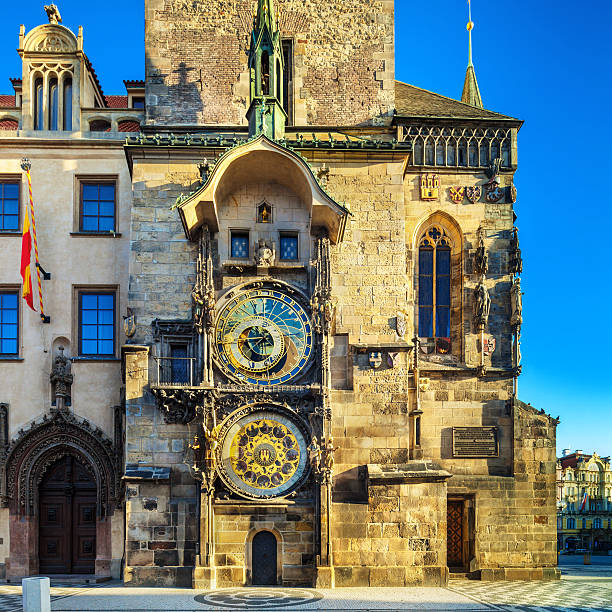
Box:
[20,159,48,323]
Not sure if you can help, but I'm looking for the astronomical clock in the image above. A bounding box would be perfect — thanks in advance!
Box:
[213,285,313,387]
[197,278,324,502]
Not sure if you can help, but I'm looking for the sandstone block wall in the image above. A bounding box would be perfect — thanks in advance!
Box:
[213,504,314,587]
[145,0,395,126]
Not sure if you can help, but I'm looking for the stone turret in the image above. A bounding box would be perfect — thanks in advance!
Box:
[246,0,287,139]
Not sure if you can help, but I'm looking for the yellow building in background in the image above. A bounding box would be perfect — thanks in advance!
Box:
[557,451,612,553]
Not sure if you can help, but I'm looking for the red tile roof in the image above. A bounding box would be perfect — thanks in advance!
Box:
[118,120,141,132]
[0,95,16,108]
[104,95,129,108]
[0,119,18,130]
[560,453,591,469]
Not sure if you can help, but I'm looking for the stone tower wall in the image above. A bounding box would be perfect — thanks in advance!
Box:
[145,0,395,126]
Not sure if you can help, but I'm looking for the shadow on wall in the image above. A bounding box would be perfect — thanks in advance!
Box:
[146,60,205,125]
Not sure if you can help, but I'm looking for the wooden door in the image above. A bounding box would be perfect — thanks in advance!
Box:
[39,456,96,575]
[447,500,464,569]
[252,531,277,585]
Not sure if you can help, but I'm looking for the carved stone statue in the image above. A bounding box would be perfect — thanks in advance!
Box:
[395,310,407,338]
[308,436,322,474]
[204,287,216,329]
[510,278,523,329]
[255,239,275,267]
[472,283,491,328]
[321,437,338,481]
[50,346,72,408]
[474,230,488,277]
[203,424,221,467]
[509,227,523,276]
[192,286,205,334]
[44,4,62,24]
[317,163,330,188]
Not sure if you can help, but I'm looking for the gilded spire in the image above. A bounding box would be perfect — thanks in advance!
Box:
[461,0,483,108]
[254,0,277,35]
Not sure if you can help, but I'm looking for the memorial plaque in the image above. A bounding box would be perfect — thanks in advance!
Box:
[452,427,498,458]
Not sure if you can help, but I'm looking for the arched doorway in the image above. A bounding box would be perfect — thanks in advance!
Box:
[251,531,278,585]
[39,456,96,574]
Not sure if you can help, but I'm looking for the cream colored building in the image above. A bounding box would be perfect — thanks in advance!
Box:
[557,451,612,553]
[0,12,142,578]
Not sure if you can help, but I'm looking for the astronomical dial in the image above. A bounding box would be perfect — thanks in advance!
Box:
[214,287,313,386]
[218,410,309,499]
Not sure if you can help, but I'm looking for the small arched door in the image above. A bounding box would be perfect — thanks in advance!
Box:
[39,456,96,574]
[251,531,278,585]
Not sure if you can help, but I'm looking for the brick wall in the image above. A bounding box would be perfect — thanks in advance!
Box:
[145,0,395,126]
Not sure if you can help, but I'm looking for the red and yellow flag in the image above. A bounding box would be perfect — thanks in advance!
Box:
[20,204,34,311]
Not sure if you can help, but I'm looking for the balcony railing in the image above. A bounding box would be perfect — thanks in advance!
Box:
[153,356,196,387]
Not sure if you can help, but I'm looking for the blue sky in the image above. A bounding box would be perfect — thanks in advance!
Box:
[1,1,610,457]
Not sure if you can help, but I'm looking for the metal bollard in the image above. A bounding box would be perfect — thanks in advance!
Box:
[22,577,51,612]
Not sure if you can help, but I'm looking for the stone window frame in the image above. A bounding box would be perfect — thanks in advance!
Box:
[281,38,294,126]
[413,212,463,362]
[72,174,120,237]
[0,174,23,235]
[72,284,120,360]
[0,285,21,360]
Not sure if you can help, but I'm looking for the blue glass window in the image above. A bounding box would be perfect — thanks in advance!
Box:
[170,344,189,384]
[0,292,19,355]
[79,292,115,356]
[231,232,249,259]
[280,235,298,260]
[80,182,116,232]
[0,182,19,231]
[418,226,452,352]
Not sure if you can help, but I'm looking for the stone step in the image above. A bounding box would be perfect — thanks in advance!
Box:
[6,574,111,586]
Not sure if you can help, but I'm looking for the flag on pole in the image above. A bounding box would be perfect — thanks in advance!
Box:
[20,158,47,322]
[579,491,588,512]
[20,203,34,311]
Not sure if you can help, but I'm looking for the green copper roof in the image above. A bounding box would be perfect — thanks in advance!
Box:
[255,0,277,34]
[461,65,483,108]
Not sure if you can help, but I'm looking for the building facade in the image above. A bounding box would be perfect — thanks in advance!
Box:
[0,0,560,587]
[557,451,612,553]
[0,8,143,579]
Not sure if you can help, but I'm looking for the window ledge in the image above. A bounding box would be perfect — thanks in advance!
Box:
[71,357,120,362]
[0,232,22,237]
[0,356,23,362]
[70,232,122,238]
[221,259,306,270]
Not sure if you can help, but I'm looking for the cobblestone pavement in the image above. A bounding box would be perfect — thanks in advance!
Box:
[449,574,612,611]
[0,569,609,611]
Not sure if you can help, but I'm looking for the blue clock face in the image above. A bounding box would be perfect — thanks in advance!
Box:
[214,288,313,386]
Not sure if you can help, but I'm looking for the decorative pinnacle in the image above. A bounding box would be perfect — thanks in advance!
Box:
[467,0,474,67]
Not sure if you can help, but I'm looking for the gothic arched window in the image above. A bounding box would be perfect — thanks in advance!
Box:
[34,78,43,130]
[48,78,58,130]
[63,78,72,131]
[418,226,451,354]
